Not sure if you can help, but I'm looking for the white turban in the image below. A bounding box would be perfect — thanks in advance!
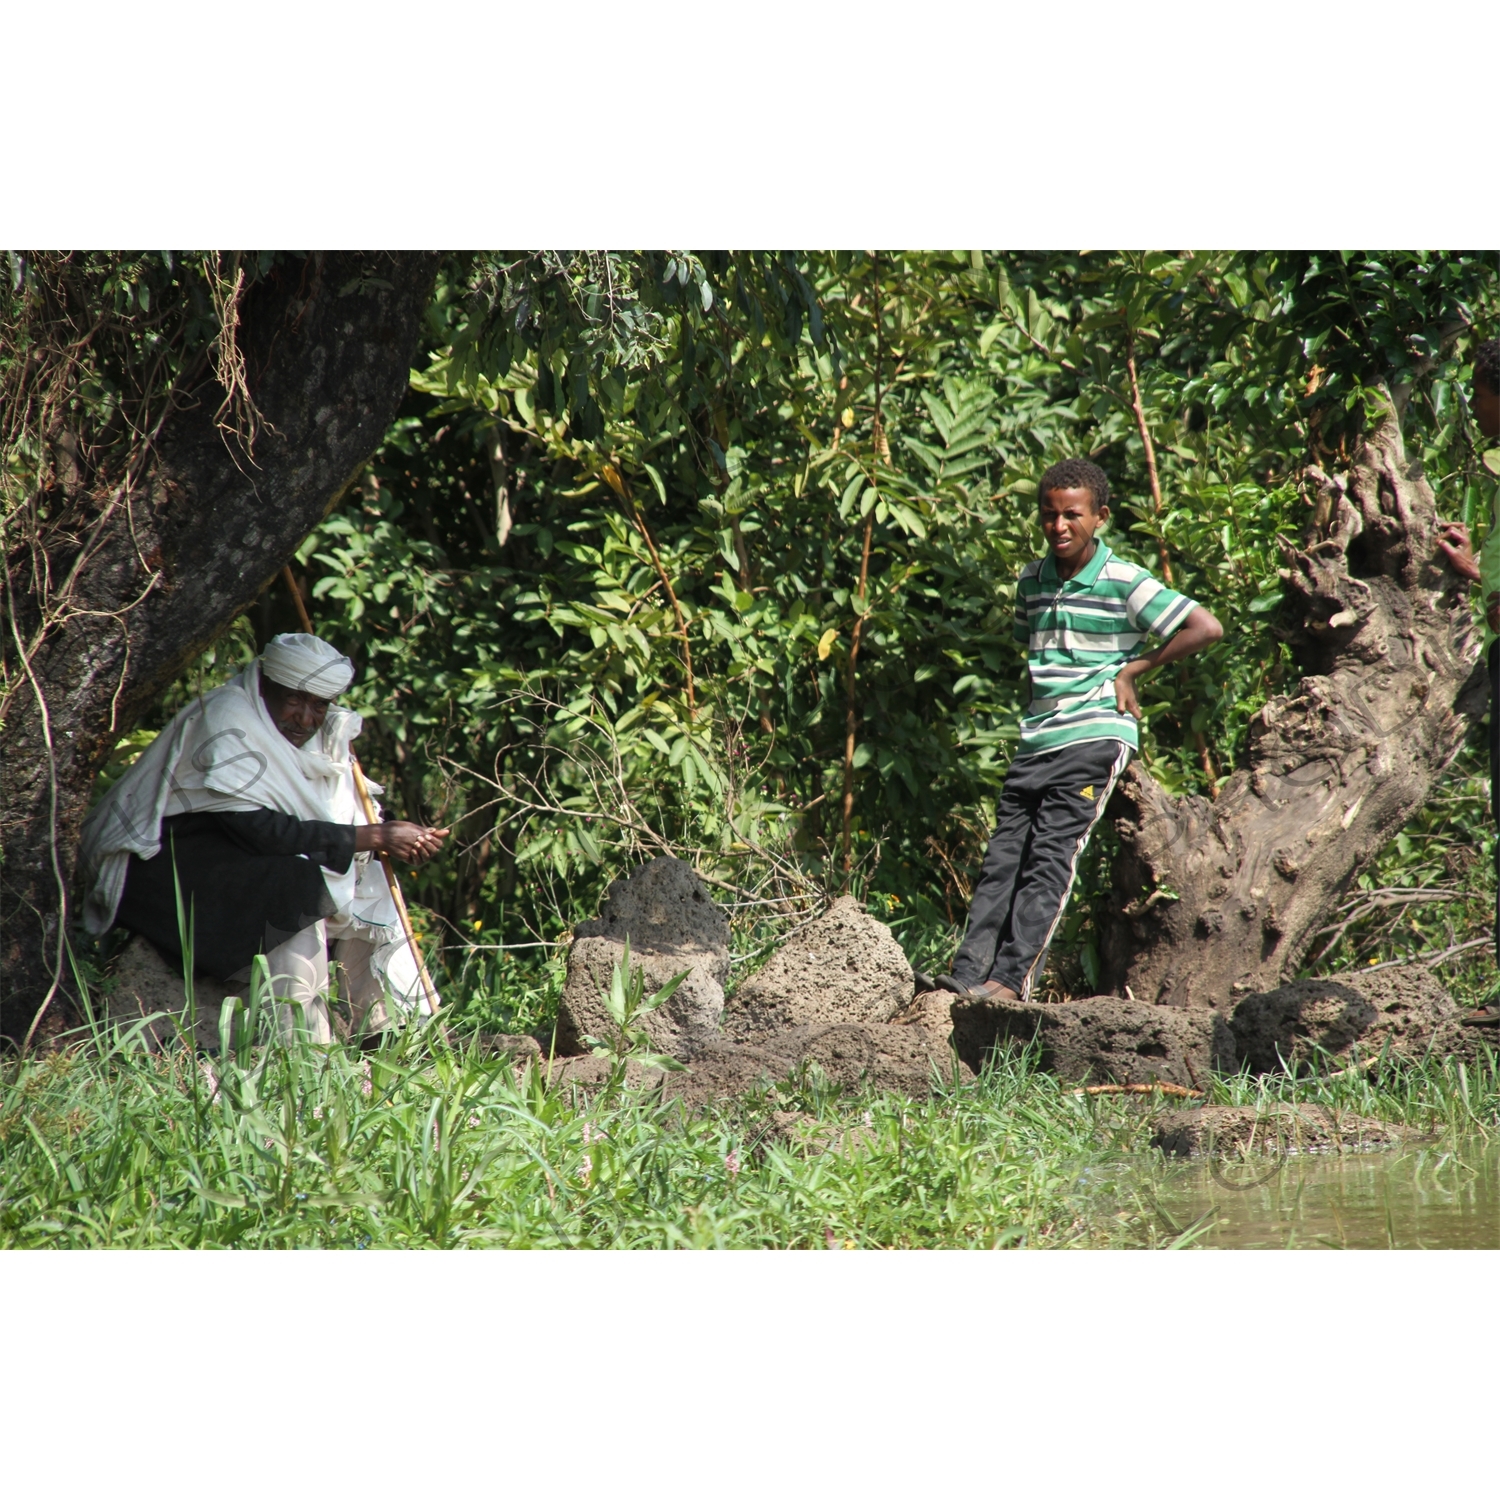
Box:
[260,633,354,699]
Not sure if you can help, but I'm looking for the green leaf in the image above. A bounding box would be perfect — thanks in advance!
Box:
[642,462,668,504]
[838,472,865,520]
[629,1052,688,1072]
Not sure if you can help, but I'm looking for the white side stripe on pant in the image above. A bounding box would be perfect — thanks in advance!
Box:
[1017,740,1133,1003]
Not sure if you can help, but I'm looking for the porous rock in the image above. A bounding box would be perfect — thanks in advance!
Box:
[103,935,233,1050]
[720,896,913,1041]
[1152,1103,1408,1158]
[1229,968,1460,1074]
[555,857,730,1058]
[950,993,1235,1089]
[890,988,955,1047]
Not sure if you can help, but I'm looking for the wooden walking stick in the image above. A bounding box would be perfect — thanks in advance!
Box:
[282,565,442,1016]
[348,761,442,1018]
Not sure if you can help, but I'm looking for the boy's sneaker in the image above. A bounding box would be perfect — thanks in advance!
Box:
[912,970,943,994]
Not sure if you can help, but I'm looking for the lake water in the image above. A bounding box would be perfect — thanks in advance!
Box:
[1142,1137,1499,1249]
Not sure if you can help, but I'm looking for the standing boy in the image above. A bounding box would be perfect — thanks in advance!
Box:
[923,458,1222,1003]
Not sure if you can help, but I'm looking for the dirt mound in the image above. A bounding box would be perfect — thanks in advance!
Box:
[555,857,730,1057]
[536,1022,969,1103]
[1152,1103,1409,1157]
[950,992,1235,1089]
[720,896,913,1040]
[1229,968,1460,1074]
[102,936,233,1050]
[670,1023,967,1105]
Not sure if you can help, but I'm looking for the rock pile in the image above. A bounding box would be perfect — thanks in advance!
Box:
[548,859,964,1099]
[554,856,730,1057]
[547,857,1483,1101]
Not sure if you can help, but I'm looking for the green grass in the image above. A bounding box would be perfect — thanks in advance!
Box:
[4,990,1495,1249]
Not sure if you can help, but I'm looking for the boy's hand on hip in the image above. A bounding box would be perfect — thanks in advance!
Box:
[1114,665,1143,720]
[1436,521,1482,581]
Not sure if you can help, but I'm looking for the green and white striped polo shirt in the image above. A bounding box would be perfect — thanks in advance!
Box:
[1011,542,1197,758]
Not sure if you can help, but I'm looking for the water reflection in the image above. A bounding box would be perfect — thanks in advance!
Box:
[1149,1138,1499,1249]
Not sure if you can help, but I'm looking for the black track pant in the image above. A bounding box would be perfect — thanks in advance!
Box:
[950,738,1131,1000]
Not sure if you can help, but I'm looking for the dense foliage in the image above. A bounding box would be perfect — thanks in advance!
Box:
[117,252,1500,1023]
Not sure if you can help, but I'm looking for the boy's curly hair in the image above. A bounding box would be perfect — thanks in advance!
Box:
[1474,339,1500,395]
[1038,457,1110,512]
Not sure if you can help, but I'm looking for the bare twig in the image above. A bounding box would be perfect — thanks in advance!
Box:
[7,554,67,1050]
[1123,322,1219,795]
[1123,327,1173,586]
[1070,1082,1203,1099]
[600,462,695,717]
[1310,887,1463,968]
[1342,934,1489,976]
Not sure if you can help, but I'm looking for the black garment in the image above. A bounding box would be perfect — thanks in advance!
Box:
[116,809,357,981]
[950,738,1132,1000]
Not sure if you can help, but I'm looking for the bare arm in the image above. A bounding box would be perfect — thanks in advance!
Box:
[1435,522,1500,631]
[1114,605,1224,721]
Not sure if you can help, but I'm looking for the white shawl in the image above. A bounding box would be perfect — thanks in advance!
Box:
[78,660,399,938]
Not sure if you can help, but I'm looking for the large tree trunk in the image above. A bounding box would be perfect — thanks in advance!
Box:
[1100,397,1487,1010]
[1,252,438,1044]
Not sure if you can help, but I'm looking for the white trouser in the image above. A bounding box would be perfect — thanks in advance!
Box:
[266,914,435,1044]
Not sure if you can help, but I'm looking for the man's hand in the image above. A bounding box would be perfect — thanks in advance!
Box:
[1436,521,1482,582]
[355,821,450,864]
[1114,662,1144,721]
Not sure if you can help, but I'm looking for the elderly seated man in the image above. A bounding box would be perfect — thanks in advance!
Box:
[79,633,448,1043]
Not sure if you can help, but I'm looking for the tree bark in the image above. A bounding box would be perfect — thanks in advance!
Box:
[1,252,438,1043]
[1100,396,1487,1010]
